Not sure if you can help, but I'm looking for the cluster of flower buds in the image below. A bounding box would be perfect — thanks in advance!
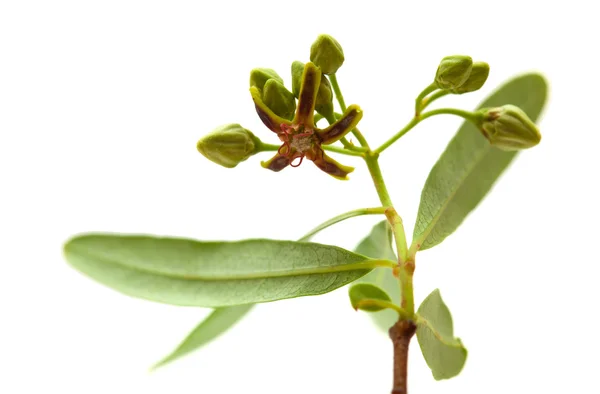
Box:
[250,68,296,120]
[196,37,543,175]
[433,55,540,150]
[197,34,361,179]
[435,55,490,94]
[251,61,362,180]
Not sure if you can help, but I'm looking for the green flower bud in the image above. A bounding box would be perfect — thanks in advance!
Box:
[452,62,490,94]
[249,68,283,91]
[315,73,334,118]
[310,34,344,75]
[435,55,473,90]
[478,105,541,150]
[291,61,305,98]
[197,124,259,168]
[262,79,296,120]
[291,60,334,118]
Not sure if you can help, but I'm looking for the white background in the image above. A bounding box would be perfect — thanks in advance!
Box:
[1,1,598,393]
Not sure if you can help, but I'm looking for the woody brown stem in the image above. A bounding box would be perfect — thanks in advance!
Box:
[389,319,417,394]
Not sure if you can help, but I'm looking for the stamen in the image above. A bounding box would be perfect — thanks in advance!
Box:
[281,123,295,135]
[290,154,305,167]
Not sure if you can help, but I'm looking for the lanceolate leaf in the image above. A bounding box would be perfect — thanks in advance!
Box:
[64,234,393,307]
[412,73,548,251]
[153,305,253,369]
[355,221,401,331]
[416,289,467,380]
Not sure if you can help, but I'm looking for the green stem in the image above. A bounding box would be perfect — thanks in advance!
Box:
[414,82,438,115]
[329,74,347,111]
[375,107,480,154]
[299,206,387,242]
[364,153,393,207]
[420,107,480,124]
[385,208,408,264]
[420,90,450,111]
[385,207,413,317]
[323,145,365,157]
[340,137,354,149]
[364,153,413,318]
[374,117,420,154]
[328,74,416,319]
[329,74,369,148]
[257,142,284,152]
[258,142,364,157]
[351,127,370,149]
[399,260,415,317]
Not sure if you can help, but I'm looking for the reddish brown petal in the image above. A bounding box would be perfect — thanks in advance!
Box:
[318,104,363,145]
[250,86,290,133]
[311,152,354,180]
[293,62,320,126]
[261,152,291,172]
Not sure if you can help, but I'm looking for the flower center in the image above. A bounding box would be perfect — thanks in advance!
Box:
[290,134,314,153]
[279,123,317,154]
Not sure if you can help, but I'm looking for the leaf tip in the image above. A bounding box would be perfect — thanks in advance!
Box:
[62,235,80,260]
[149,359,167,372]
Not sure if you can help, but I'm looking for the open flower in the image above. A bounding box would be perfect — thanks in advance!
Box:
[250,62,363,180]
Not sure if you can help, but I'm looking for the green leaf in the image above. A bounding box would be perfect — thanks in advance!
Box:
[355,221,401,331]
[153,305,253,369]
[412,73,548,250]
[64,234,392,307]
[416,289,467,380]
[348,283,392,312]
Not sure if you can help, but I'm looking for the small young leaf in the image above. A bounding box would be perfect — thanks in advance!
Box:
[64,234,392,307]
[412,73,548,251]
[416,289,467,380]
[153,305,253,369]
[348,283,392,312]
[355,221,401,330]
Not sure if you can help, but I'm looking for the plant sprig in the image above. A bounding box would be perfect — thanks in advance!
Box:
[63,34,547,394]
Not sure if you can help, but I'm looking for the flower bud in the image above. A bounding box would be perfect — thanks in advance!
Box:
[435,55,473,90]
[291,61,305,98]
[249,68,283,91]
[478,105,541,150]
[452,62,490,94]
[197,124,259,168]
[315,73,334,118]
[262,79,296,120]
[310,34,344,75]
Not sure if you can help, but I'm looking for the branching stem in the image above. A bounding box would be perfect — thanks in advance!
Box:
[375,107,479,154]
[414,82,437,115]
[315,78,478,394]
[420,90,450,111]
